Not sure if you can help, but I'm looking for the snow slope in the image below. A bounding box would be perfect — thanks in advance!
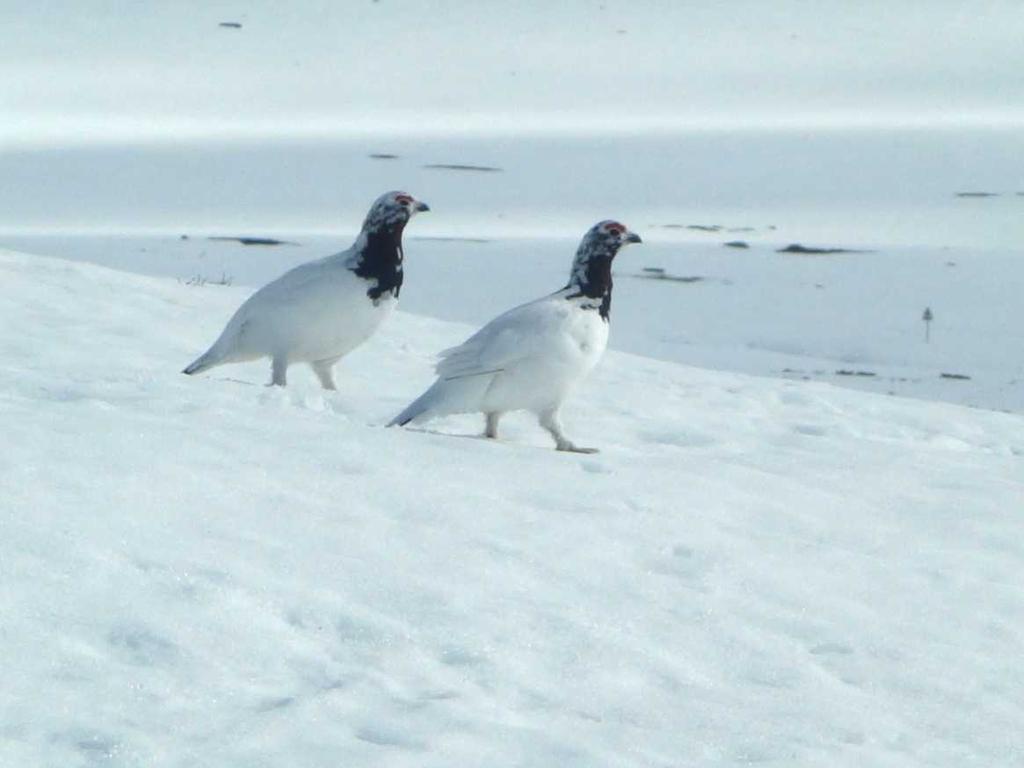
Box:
[2,248,1023,767]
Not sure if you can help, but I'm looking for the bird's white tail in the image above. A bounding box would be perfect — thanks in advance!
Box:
[387,388,437,427]
[388,375,493,427]
[182,346,224,376]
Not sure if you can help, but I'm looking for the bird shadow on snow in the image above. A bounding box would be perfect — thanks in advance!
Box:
[396,424,565,452]
[394,425,501,444]
[216,377,262,387]
[395,426,613,471]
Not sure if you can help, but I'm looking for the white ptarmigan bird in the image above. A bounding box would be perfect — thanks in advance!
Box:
[389,220,641,452]
[183,191,428,388]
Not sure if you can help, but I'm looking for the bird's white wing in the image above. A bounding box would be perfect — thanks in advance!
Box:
[244,252,351,309]
[222,251,352,329]
[208,250,356,349]
[435,294,570,381]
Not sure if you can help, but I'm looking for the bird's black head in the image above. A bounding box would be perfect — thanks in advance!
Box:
[568,220,641,290]
[578,219,643,257]
[565,220,641,319]
[352,191,429,302]
[361,190,430,235]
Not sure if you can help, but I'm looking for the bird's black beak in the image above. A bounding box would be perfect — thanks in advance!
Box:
[625,231,642,244]
[415,201,430,213]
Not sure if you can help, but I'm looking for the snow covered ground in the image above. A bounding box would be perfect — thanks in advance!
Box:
[2,248,1023,766]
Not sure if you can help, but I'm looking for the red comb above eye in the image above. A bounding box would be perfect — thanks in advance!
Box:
[395,194,413,204]
[606,222,625,234]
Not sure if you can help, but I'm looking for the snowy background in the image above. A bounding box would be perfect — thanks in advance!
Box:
[2,1,1023,765]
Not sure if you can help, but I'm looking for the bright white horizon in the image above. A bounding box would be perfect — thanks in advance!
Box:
[6,110,1024,149]
[2,0,1022,146]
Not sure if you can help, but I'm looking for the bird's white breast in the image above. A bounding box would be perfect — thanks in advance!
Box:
[287,277,396,361]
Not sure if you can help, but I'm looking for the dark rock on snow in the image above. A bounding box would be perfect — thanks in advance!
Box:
[208,237,298,246]
[777,243,868,255]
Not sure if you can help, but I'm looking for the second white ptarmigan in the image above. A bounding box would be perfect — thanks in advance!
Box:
[389,220,641,452]
[183,191,428,388]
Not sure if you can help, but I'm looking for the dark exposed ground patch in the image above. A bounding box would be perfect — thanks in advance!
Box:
[777,243,870,255]
[632,267,704,283]
[208,236,299,246]
[369,153,399,160]
[410,236,491,243]
[654,223,767,233]
[786,368,934,385]
[955,191,1000,198]
[724,240,750,249]
[180,273,232,287]
[940,372,972,380]
[423,163,502,172]
[218,21,242,28]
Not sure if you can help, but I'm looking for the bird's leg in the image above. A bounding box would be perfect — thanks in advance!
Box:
[268,356,288,387]
[310,358,339,391]
[539,408,599,454]
[484,412,502,439]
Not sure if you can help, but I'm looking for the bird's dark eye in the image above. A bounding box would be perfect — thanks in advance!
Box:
[395,195,413,206]
[606,223,625,235]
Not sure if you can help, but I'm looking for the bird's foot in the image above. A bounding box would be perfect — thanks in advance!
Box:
[557,442,599,454]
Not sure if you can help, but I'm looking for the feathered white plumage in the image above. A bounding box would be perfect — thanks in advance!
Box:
[183,191,428,388]
[390,220,641,452]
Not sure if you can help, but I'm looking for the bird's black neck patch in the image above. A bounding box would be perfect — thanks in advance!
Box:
[351,226,405,301]
[566,250,615,321]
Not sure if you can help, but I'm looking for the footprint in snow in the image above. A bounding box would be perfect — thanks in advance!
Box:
[809,642,864,686]
[649,544,714,587]
[792,423,829,437]
[254,695,295,713]
[355,726,426,751]
[50,731,123,762]
[107,625,178,667]
[580,459,612,474]
[638,428,717,449]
